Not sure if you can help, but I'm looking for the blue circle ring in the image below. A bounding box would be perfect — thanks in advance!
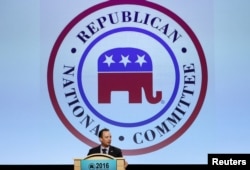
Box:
[77,27,180,127]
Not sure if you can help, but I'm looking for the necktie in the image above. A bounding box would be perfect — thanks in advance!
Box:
[102,149,107,154]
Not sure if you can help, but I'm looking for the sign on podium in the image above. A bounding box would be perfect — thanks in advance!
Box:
[74,153,126,170]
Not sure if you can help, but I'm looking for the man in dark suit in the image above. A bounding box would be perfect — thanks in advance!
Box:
[87,128,128,168]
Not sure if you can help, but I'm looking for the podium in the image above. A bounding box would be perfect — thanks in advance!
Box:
[74,153,126,170]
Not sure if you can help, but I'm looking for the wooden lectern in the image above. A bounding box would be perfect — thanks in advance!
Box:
[74,153,126,170]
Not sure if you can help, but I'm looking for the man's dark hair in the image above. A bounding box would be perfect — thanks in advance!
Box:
[98,128,110,138]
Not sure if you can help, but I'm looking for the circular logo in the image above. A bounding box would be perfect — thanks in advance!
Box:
[47,0,207,155]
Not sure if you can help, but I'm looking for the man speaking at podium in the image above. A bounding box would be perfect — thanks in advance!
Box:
[87,128,128,168]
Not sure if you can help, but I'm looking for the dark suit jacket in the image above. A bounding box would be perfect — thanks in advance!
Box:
[87,145,123,157]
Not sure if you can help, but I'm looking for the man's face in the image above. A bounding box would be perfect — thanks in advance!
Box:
[100,130,111,147]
